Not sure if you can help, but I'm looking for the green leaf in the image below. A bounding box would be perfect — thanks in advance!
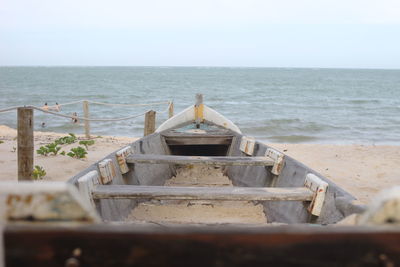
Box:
[32,165,46,180]
[79,140,95,149]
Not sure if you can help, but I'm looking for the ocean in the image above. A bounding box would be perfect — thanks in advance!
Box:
[0,67,399,145]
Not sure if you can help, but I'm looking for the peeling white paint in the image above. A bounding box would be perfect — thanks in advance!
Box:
[116,146,133,174]
[265,148,285,175]
[156,104,241,133]
[98,158,117,184]
[240,136,255,156]
[0,182,99,222]
[304,174,328,216]
[78,170,100,208]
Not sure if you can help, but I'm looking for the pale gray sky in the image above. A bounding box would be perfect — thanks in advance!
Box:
[1,0,399,68]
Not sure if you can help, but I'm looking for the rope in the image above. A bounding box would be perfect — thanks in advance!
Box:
[30,106,148,122]
[0,100,171,112]
[0,100,172,121]
[157,101,172,114]
[0,106,19,113]
[55,100,84,107]
[87,100,170,107]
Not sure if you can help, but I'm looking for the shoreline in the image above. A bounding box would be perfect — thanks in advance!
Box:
[1,125,399,204]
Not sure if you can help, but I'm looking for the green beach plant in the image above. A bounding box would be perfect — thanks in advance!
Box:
[36,133,77,156]
[46,143,61,155]
[36,146,49,156]
[67,146,87,159]
[79,140,95,149]
[37,143,61,156]
[54,133,77,145]
[32,165,46,180]
[0,140,4,144]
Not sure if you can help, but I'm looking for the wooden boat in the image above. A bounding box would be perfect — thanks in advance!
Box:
[2,94,400,266]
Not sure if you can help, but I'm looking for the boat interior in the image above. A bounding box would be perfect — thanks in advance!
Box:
[70,120,364,226]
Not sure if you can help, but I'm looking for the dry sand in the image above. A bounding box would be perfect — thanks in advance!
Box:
[0,125,137,182]
[128,165,267,224]
[268,143,400,204]
[0,125,399,205]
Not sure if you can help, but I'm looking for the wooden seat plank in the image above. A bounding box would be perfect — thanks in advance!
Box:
[92,185,314,201]
[126,154,275,166]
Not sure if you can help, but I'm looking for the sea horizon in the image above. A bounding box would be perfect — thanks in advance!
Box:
[1,65,400,71]
[1,66,399,145]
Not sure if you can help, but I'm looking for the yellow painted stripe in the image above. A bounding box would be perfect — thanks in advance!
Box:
[195,104,204,122]
[197,103,204,121]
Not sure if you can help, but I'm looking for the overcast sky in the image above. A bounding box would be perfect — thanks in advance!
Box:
[1,0,399,68]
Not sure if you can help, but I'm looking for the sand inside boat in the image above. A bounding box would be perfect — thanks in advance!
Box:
[127,165,268,224]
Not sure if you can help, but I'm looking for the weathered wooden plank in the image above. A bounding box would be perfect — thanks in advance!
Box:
[144,110,156,136]
[0,182,100,222]
[164,135,233,145]
[92,185,314,201]
[5,224,400,267]
[126,154,275,166]
[82,100,90,139]
[17,107,34,181]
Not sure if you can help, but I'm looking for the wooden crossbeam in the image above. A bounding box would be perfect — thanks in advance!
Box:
[92,185,314,201]
[126,154,275,166]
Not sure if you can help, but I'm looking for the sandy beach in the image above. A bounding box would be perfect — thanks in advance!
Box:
[0,125,137,182]
[0,125,399,204]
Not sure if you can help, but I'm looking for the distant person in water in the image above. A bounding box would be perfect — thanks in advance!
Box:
[72,112,79,124]
[41,122,46,128]
[54,102,61,112]
[42,103,49,111]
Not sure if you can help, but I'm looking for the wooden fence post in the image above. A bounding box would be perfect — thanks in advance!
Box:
[168,101,174,118]
[144,110,156,136]
[18,107,34,181]
[83,100,90,139]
